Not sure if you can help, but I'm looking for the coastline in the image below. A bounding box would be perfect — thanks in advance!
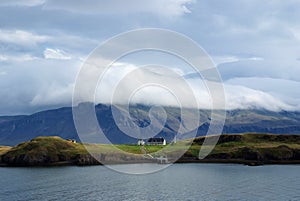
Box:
[1,133,300,167]
[1,157,300,167]
[1,161,300,168]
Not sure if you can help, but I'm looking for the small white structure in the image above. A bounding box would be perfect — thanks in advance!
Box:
[147,137,166,146]
[157,155,169,164]
[137,139,145,146]
[67,139,77,143]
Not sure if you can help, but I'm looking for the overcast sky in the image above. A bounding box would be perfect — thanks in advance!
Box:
[0,0,300,115]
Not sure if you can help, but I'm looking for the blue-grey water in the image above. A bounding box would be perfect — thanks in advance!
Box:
[1,164,299,201]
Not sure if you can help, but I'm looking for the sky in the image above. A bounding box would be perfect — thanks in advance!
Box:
[0,0,300,115]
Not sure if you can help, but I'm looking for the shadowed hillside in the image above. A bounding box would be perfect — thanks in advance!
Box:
[1,104,300,145]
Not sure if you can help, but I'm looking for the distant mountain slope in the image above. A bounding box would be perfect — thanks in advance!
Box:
[1,104,300,145]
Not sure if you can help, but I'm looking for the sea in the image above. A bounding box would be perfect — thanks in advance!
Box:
[1,164,299,201]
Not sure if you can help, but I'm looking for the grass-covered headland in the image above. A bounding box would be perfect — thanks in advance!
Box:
[1,133,300,166]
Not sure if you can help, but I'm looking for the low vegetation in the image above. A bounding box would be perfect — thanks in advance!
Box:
[1,133,300,166]
[0,146,11,155]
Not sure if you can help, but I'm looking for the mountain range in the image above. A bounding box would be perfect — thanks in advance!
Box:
[1,103,300,145]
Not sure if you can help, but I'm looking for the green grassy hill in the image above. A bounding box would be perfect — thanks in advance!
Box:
[186,133,300,165]
[0,137,89,166]
[1,133,300,166]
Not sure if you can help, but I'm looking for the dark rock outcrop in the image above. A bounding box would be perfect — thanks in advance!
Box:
[75,154,102,166]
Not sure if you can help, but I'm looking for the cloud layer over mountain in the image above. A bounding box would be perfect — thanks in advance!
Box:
[0,0,300,114]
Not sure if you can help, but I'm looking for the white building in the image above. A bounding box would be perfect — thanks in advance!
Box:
[147,137,166,146]
[137,139,145,146]
[67,139,77,143]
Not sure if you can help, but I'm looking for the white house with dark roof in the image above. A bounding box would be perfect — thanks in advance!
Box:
[147,137,166,146]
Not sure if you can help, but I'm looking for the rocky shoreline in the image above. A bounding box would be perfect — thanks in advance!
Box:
[2,157,300,167]
[2,153,300,167]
